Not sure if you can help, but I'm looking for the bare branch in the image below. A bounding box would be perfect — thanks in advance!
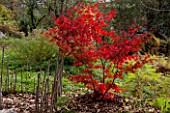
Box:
[140,0,170,12]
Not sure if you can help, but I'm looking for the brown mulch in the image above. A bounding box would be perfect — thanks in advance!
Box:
[2,93,160,113]
[60,93,161,113]
[3,94,37,113]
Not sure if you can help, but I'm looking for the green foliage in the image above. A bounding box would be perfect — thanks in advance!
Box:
[62,77,86,93]
[0,4,18,29]
[5,30,58,69]
[1,69,39,94]
[0,38,11,46]
[56,96,70,107]
[151,73,170,112]
[123,63,162,98]
[55,96,75,113]
[122,60,170,112]
[152,97,170,113]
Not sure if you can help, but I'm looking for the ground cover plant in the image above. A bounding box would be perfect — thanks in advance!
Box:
[43,2,153,101]
[122,59,170,112]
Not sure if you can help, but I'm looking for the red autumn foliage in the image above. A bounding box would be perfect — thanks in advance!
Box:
[43,2,152,101]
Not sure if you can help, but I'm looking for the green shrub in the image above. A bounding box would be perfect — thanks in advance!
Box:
[0,4,18,28]
[122,61,170,112]
[5,30,58,70]
[123,63,162,98]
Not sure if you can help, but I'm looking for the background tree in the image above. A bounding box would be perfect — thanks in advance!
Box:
[139,0,170,56]
[101,0,170,56]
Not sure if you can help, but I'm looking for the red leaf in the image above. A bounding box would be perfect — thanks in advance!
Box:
[50,38,56,42]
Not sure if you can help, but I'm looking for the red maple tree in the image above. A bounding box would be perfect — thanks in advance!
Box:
[43,2,152,101]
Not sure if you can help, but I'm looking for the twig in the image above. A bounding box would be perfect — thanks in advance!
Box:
[140,0,170,12]
[35,73,41,112]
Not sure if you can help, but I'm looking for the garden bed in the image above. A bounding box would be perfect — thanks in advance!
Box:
[2,93,161,113]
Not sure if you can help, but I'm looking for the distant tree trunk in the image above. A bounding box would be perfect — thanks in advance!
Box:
[30,7,35,32]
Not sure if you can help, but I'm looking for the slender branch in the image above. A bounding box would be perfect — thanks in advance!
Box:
[100,59,105,83]
[35,15,46,27]
[101,54,122,100]
[0,46,5,110]
[19,0,28,5]
[140,0,170,12]
[158,33,168,42]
